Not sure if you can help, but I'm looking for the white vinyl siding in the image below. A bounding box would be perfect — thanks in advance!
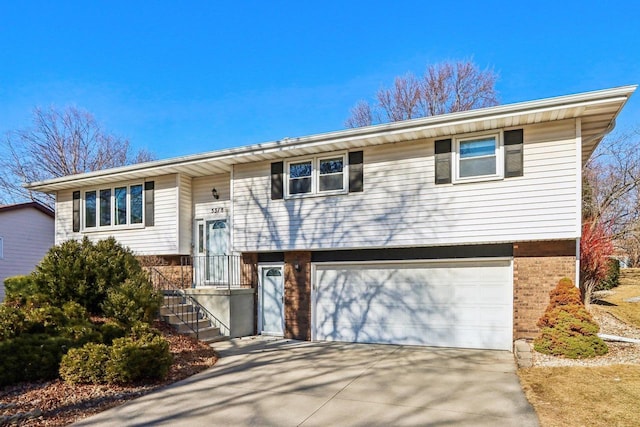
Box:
[233,119,579,252]
[55,174,180,255]
[178,174,193,254]
[0,208,54,300]
[192,174,231,219]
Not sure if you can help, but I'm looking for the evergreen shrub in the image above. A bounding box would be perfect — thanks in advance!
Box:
[534,278,608,359]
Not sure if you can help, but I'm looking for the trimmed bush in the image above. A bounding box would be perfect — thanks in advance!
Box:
[32,237,150,315]
[99,321,127,345]
[595,258,620,291]
[105,330,172,384]
[547,277,582,307]
[0,334,74,385]
[0,305,28,340]
[59,343,110,384]
[102,277,162,326]
[59,324,172,385]
[534,278,608,359]
[3,275,38,302]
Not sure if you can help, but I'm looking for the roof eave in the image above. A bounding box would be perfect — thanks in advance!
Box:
[25,85,636,193]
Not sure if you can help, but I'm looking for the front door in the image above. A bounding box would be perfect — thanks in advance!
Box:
[206,220,228,284]
[194,219,230,285]
[259,265,284,335]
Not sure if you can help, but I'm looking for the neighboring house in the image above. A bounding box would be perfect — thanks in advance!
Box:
[26,86,636,351]
[0,202,55,300]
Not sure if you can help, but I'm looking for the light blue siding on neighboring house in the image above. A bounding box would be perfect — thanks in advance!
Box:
[0,204,55,300]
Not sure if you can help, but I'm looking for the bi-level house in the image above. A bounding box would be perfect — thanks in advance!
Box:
[26,86,635,351]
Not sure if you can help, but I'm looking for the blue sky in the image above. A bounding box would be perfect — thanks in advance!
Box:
[1,1,639,160]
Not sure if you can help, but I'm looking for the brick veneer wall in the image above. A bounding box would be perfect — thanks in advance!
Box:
[240,253,258,288]
[240,252,259,335]
[284,251,311,340]
[513,240,577,340]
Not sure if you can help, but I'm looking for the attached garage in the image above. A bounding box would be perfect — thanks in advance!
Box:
[312,259,513,350]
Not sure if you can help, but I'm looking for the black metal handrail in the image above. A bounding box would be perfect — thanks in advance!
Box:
[150,267,230,338]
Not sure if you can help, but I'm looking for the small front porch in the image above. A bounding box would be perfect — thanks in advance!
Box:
[150,255,257,341]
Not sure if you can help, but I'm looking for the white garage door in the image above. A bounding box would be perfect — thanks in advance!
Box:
[313,260,513,350]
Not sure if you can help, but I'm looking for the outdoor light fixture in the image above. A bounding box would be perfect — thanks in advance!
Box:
[294,263,300,271]
[211,188,219,200]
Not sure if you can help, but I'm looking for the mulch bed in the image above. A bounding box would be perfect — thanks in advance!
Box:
[0,322,218,426]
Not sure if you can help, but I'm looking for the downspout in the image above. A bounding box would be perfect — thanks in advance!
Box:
[577,119,616,287]
[576,118,582,287]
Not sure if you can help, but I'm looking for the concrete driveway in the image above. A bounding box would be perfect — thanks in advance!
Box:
[75,338,538,426]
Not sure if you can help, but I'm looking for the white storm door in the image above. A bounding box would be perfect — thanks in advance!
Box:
[205,219,229,284]
[259,266,284,335]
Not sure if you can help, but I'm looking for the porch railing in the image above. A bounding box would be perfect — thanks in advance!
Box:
[182,255,244,289]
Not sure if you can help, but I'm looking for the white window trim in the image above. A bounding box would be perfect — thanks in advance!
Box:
[453,131,504,183]
[285,152,348,198]
[82,182,145,232]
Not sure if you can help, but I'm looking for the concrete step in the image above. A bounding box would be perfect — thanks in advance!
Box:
[174,319,212,333]
[162,312,202,324]
[159,304,194,316]
[163,295,184,305]
[182,325,222,341]
[201,334,230,344]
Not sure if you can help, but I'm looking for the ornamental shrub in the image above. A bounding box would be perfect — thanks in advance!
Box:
[595,258,620,291]
[99,321,127,345]
[0,305,28,340]
[101,277,162,326]
[60,323,172,385]
[32,237,150,315]
[59,343,111,384]
[105,332,172,384]
[546,277,582,308]
[3,275,39,302]
[0,334,75,385]
[534,278,608,359]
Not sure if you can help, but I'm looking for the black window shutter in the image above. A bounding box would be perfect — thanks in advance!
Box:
[144,181,155,226]
[434,139,452,184]
[271,162,284,200]
[348,151,364,193]
[504,129,524,178]
[72,191,80,232]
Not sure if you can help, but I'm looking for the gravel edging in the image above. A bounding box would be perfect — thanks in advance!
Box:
[522,309,640,368]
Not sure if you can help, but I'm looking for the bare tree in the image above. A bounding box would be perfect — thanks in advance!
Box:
[584,130,640,237]
[583,128,640,268]
[345,60,499,127]
[0,106,154,207]
[345,101,373,128]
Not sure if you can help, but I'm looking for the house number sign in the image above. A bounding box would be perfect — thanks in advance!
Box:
[211,207,225,214]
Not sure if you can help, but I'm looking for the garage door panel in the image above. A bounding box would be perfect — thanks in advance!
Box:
[314,260,512,350]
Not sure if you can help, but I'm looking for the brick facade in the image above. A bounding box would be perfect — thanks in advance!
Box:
[240,252,259,288]
[513,240,577,340]
[283,251,311,340]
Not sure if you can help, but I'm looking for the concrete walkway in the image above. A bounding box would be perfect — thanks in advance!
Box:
[74,338,539,426]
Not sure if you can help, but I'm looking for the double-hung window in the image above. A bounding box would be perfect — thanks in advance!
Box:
[289,161,313,195]
[286,153,347,197]
[454,133,503,182]
[318,156,345,191]
[84,184,144,229]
